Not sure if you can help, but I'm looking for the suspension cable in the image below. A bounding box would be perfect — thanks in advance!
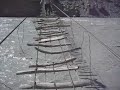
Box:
[17,26,26,57]
[0,17,27,45]
[0,81,13,90]
[53,3,120,63]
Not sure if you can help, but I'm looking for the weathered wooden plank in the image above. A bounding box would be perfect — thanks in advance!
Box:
[39,31,65,34]
[37,36,66,42]
[16,66,79,75]
[27,43,71,47]
[37,32,67,37]
[29,57,76,68]
[85,86,102,88]
[35,27,58,30]
[38,18,60,22]
[79,72,92,73]
[36,25,70,30]
[44,33,68,37]
[35,47,81,54]
[38,20,60,25]
[78,75,97,76]
[33,18,60,23]
[20,80,94,89]
[37,33,67,39]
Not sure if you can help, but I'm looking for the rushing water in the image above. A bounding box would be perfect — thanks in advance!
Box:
[0,18,38,90]
[0,18,120,90]
[0,18,80,90]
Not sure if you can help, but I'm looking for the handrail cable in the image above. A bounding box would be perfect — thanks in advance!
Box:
[17,26,26,57]
[0,81,13,90]
[33,46,39,90]
[0,17,27,45]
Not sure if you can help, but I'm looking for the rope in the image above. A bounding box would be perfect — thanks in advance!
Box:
[88,34,93,90]
[49,28,58,90]
[22,24,25,43]
[58,40,76,90]
[0,17,27,45]
[53,62,57,90]
[65,30,81,82]
[88,34,92,79]
[60,22,82,82]
[17,26,26,57]
[44,54,47,89]
[57,26,76,90]
[33,46,39,90]
[70,19,75,41]
[0,81,13,90]
[52,3,120,63]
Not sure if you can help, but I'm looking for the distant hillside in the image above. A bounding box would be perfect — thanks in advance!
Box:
[56,0,120,17]
[0,0,120,17]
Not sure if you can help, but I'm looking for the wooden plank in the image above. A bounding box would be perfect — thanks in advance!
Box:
[29,57,76,68]
[33,18,60,23]
[85,86,102,88]
[43,24,70,28]
[38,20,60,25]
[80,78,91,79]
[78,75,97,76]
[38,31,66,35]
[20,80,94,89]
[37,36,66,42]
[36,27,59,30]
[39,18,60,22]
[79,72,92,73]
[27,43,71,47]
[39,31,65,34]
[44,33,68,37]
[36,25,70,30]
[37,32,67,37]
[16,66,79,75]
[35,47,81,54]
